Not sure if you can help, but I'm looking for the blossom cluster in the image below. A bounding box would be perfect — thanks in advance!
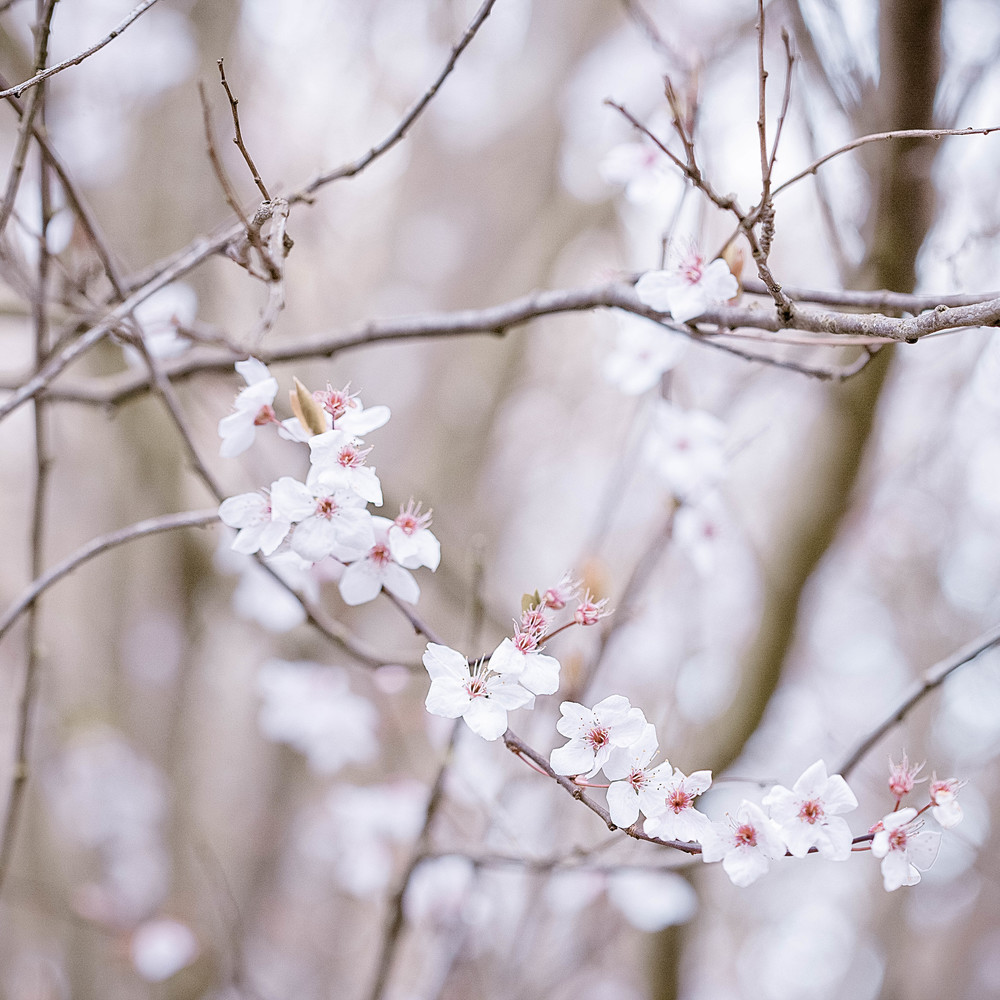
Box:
[216,358,440,608]
[422,576,608,741]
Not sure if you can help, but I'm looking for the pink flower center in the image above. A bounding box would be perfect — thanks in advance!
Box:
[888,827,909,851]
[668,788,692,814]
[734,823,758,847]
[466,676,487,699]
[628,769,647,791]
[680,254,704,285]
[395,499,432,534]
[254,404,277,426]
[514,630,538,654]
[337,444,370,468]
[798,799,824,825]
[370,543,391,567]
[315,496,338,519]
[585,726,610,751]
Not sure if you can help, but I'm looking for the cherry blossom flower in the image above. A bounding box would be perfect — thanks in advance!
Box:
[218,490,290,556]
[700,800,787,887]
[642,767,713,842]
[269,475,375,563]
[388,499,441,570]
[279,383,391,441]
[606,870,698,931]
[888,751,925,800]
[604,315,688,395]
[339,516,420,606]
[644,400,728,499]
[549,695,647,779]
[929,775,965,828]
[307,429,384,505]
[599,141,675,206]
[635,249,738,324]
[870,807,942,891]
[762,759,858,860]
[602,723,674,827]
[257,659,378,774]
[423,643,534,741]
[574,591,610,626]
[488,627,561,696]
[130,919,199,982]
[218,357,279,457]
[673,498,726,575]
[123,282,196,366]
[540,573,580,611]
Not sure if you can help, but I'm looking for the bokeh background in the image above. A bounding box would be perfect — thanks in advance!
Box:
[1,0,999,997]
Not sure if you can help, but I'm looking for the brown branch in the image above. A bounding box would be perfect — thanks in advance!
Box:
[298,0,498,199]
[217,59,270,202]
[838,622,1000,778]
[0,0,164,100]
[772,124,1000,197]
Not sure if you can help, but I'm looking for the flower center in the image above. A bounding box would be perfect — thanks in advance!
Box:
[586,726,610,751]
[668,788,692,814]
[799,799,824,825]
[315,496,338,519]
[888,827,909,851]
[254,404,277,426]
[735,823,757,847]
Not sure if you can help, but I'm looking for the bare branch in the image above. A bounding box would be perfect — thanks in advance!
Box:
[298,0,499,198]
[217,59,270,202]
[0,509,220,643]
[839,622,1000,778]
[773,124,1000,197]
[0,0,164,100]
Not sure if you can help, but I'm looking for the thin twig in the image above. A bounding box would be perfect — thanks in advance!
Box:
[0,510,220,643]
[217,59,270,202]
[755,0,770,199]
[503,729,702,855]
[0,0,164,100]
[767,30,795,180]
[364,721,461,1000]
[298,0,498,198]
[839,622,1000,778]
[772,124,1000,197]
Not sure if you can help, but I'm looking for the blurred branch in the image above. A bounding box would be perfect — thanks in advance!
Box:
[0,509,221,643]
[839,622,1000,778]
[772,124,1000,196]
[298,0,498,198]
[217,58,270,202]
[0,0,163,100]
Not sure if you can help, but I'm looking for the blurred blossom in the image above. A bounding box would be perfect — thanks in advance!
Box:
[404,855,476,925]
[295,781,427,898]
[130,918,199,983]
[644,401,728,499]
[544,869,606,915]
[604,315,688,395]
[256,659,378,774]
[122,283,197,366]
[45,727,167,849]
[44,727,171,924]
[600,141,677,206]
[607,870,698,931]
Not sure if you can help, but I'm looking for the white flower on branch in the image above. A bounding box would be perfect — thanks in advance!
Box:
[423,643,534,741]
[644,401,728,499]
[602,723,674,828]
[635,250,738,323]
[218,490,290,556]
[870,808,941,891]
[641,767,713,843]
[218,357,279,457]
[339,516,420,607]
[762,759,858,861]
[700,800,787,887]
[269,476,375,564]
[549,695,647,779]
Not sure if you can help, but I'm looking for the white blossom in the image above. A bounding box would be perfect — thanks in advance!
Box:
[549,695,647,779]
[642,767,713,842]
[762,760,858,860]
[423,643,534,741]
[700,800,787,887]
[871,807,942,891]
[218,357,278,458]
[635,250,738,323]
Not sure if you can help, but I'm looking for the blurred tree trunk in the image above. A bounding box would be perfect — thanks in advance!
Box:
[651,1,943,998]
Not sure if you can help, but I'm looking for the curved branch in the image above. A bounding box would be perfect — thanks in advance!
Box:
[839,622,1000,778]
